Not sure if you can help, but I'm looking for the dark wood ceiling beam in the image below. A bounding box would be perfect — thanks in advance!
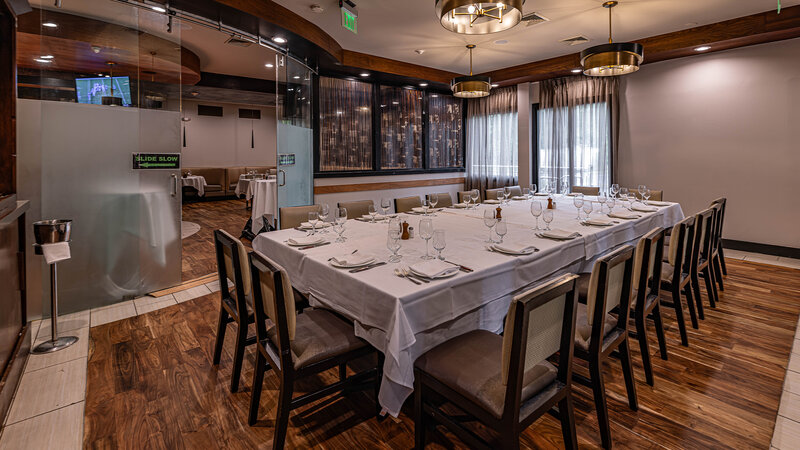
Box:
[340,50,459,85]
[484,5,800,86]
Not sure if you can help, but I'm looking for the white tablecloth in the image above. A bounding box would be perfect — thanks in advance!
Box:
[181,175,206,197]
[251,179,278,233]
[252,196,684,416]
[236,175,276,200]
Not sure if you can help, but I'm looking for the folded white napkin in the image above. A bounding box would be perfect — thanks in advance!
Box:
[566,192,581,197]
[645,201,670,207]
[511,196,527,200]
[493,242,537,254]
[540,229,581,240]
[288,236,324,246]
[300,221,332,229]
[583,218,615,226]
[484,199,500,204]
[452,202,468,208]
[608,212,641,220]
[632,205,658,213]
[41,242,71,264]
[410,260,459,278]
[534,193,549,197]
[411,207,429,213]
[330,253,372,266]
[358,215,385,222]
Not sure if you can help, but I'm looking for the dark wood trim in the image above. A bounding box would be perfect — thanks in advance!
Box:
[723,239,800,260]
[0,323,30,427]
[484,5,800,86]
[340,50,458,85]
[314,177,466,195]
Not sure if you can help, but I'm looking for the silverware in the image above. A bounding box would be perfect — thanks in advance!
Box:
[329,249,357,261]
[298,242,331,250]
[395,268,421,285]
[350,261,386,273]
[444,260,473,273]
[402,267,430,283]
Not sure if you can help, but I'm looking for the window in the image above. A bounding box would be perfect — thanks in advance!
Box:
[319,77,373,172]
[428,94,464,168]
[379,86,423,170]
[465,86,518,189]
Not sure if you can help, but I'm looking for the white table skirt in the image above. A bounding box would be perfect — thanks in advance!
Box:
[252,196,684,416]
[250,179,278,233]
[181,176,206,197]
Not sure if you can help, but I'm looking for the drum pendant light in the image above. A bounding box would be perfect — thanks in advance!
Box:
[580,1,643,77]
[451,44,491,98]
[435,0,525,35]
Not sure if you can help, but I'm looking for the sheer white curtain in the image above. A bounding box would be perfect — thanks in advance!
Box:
[537,76,618,192]
[465,86,518,192]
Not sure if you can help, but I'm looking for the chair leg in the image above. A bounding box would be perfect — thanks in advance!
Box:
[652,304,668,361]
[339,363,347,382]
[691,273,705,320]
[414,374,426,449]
[248,351,267,426]
[719,244,728,275]
[713,256,725,291]
[671,285,689,346]
[212,307,229,365]
[375,353,384,418]
[589,359,612,450]
[500,434,521,450]
[635,313,654,387]
[272,379,294,450]
[618,339,639,411]
[683,284,699,329]
[701,267,717,309]
[559,393,579,450]
[230,322,247,393]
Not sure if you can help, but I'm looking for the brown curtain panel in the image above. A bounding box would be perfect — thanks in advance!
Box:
[465,86,518,192]
[319,77,373,171]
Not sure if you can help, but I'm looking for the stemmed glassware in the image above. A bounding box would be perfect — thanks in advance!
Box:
[334,207,347,242]
[483,209,497,243]
[573,194,585,220]
[531,201,542,230]
[381,198,392,216]
[643,188,652,205]
[432,229,446,260]
[542,208,554,230]
[605,196,615,212]
[610,184,620,199]
[471,189,480,209]
[522,187,530,200]
[419,218,434,260]
[495,219,507,243]
[582,201,593,219]
[503,187,511,204]
[530,184,537,199]
[387,218,402,263]
[597,192,608,213]
[429,193,438,214]
[318,204,330,234]
[619,187,629,200]
[367,204,377,223]
[307,211,319,236]
[638,185,647,202]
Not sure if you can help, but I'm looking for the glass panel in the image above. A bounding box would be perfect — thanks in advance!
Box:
[427,93,464,168]
[319,77,372,171]
[380,86,423,169]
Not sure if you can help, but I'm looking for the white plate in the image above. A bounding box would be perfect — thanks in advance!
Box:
[287,237,325,247]
[330,257,376,269]
[409,266,459,279]
[490,245,536,256]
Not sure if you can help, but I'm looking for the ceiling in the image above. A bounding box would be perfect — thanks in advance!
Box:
[273,0,800,74]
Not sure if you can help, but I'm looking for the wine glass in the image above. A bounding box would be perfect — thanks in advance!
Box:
[522,187,530,200]
[638,185,646,201]
[643,188,652,205]
[318,204,330,234]
[503,187,511,204]
[307,211,319,236]
[531,201,542,230]
[368,204,377,223]
[334,207,347,242]
[619,187,629,199]
[597,191,608,213]
[542,208,554,230]
[380,198,392,216]
[582,201,593,219]
[610,184,620,199]
[419,218,434,260]
[495,219,507,243]
[573,194,584,220]
[561,178,570,196]
[605,196,615,212]
[471,189,480,209]
[462,192,471,209]
[483,209,497,243]
[432,229,446,260]
[387,220,402,263]
[429,193,438,213]
[530,184,537,199]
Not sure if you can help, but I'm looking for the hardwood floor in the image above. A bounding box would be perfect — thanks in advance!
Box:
[84,260,800,449]
[181,199,252,281]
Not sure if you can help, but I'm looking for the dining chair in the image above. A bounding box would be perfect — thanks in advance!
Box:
[427,192,453,208]
[395,196,422,213]
[659,216,698,347]
[629,228,668,386]
[573,245,638,450]
[413,274,581,450]
[691,208,718,317]
[485,188,503,200]
[248,251,382,449]
[458,190,481,204]
[710,197,728,277]
[507,185,523,197]
[572,186,600,195]
[279,205,321,230]
[338,200,373,219]
[709,199,727,290]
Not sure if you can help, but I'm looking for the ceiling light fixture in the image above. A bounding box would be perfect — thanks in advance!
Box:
[293,75,300,80]
[273,36,287,44]
[40,55,54,59]
[571,68,582,73]
[265,63,274,68]
[360,72,370,77]
[436,0,525,34]
[451,44,491,98]
[694,46,711,52]
[34,58,52,63]
[580,1,643,77]
[42,22,58,28]
[151,6,166,13]
[491,83,499,87]
[419,82,428,87]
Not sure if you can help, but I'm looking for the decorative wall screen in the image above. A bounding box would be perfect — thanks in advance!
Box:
[428,94,463,168]
[319,77,373,171]
[380,86,423,170]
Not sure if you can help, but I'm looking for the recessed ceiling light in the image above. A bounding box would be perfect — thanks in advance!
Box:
[491,83,499,88]
[104,75,110,78]
[431,94,439,98]
[694,46,711,52]
[392,101,399,105]
[151,6,166,13]
[97,73,103,76]
[419,82,428,87]
[34,58,52,63]
[273,36,287,44]
[40,55,54,59]
[571,68,582,73]
[265,63,274,68]
[293,75,300,79]
[360,72,369,77]
[42,22,58,28]
[494,39,509,45]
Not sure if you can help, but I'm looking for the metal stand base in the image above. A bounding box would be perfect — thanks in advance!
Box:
[32,336,79,354]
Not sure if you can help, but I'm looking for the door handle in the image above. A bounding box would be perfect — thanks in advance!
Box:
[278,169,286,187]
[171,173,178,197]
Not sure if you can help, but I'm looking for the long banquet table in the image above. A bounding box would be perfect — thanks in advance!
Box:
[253,196,684,416]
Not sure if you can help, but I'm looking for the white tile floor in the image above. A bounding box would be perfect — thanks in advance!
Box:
[0,251,798,448]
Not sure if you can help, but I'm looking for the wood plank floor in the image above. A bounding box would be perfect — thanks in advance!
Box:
[83,259,800,449]
[181,199,252,281]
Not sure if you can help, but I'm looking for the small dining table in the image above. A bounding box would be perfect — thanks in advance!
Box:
[253,196,684,416]
[250,179,278,233]
[181,175,206,197]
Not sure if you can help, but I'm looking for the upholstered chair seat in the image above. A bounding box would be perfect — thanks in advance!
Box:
[574,303,618,352]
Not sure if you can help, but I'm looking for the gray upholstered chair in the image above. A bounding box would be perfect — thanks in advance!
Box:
[426,192,452,208]
[485,188,503,200]
[458,190,481,204]
[279,205,321,230]
[572,186,600,196]
[338,200,374,219]
[507,185,523,197]
[395,196,422,213]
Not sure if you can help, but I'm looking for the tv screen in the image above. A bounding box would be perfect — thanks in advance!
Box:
[75,76,132,106]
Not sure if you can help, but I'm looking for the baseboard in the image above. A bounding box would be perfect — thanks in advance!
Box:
[723,239,800,259]
[0,322,31,429]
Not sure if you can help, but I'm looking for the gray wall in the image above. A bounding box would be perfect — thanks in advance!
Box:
[618,38,800,248]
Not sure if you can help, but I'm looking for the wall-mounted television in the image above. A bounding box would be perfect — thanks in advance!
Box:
[75,76,132,106]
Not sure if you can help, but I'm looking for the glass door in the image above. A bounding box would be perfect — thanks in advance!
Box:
[275,55,314,226]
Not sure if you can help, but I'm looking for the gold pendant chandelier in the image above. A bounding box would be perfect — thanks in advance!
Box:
[580,1,643,76]
[451,44,491,98]
[435,0,525,35]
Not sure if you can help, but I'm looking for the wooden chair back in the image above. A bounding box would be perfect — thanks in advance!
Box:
[338,200,373,219]
[633,228,665,308]
[693,208,715,264]
[249,251,297,373]
[668,216,695,279]
[572,186,600,196]
[214,229,252,319]
[458,190,481,203]
[585,245,635,347]
[279,205,321,230]
[395,196,422,213]
[427,192,453,208]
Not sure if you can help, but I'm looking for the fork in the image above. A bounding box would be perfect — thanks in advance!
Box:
[328,249,357,262]
[402,267,430,283]
[394,268,421,285]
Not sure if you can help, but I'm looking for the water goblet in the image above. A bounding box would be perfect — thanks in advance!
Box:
[620,187,629,199]
[638,185,646,200]
[531,201,542,230]
[380,198,392,216]
[573,194,585,220]
[503,187,511,204]
[495,219,508,243]
[429,193,438,214]
[387,234,401,263]
[582,201,593,219]
[471,189,480,209]
[432,229,446,260]
[610,184,620,199]
[483,209,497,243]
[542,208,554,230]
[318,204,330,233]
[597,192,608,213]
[368,204,377,223]
[419,218,434,260]
[307,211,319,236]
[530,184,537,198]
[643,189,652,205]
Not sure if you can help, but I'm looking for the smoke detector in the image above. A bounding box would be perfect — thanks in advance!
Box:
[560,35,590,46]
[310,4,324,13]
[91,45,102,54]
[414,49,425,55]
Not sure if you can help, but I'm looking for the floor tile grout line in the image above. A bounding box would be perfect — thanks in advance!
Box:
[3,400,85,427]
[24,352,89,375]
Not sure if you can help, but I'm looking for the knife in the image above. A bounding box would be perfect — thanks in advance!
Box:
[444,260,473,273]
[349,261,387,273]
[298,242,331,250]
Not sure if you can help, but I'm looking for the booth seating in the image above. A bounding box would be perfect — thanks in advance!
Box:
[182,166,277,199]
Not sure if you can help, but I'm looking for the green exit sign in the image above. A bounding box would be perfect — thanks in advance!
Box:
[341,7,357,34]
